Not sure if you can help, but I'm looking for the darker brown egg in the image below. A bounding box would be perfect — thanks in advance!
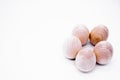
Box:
[89,25,109,45]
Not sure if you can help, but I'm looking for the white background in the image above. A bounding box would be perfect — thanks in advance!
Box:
[0,0,120,80]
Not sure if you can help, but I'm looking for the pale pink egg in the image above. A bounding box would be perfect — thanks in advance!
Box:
[72,25,89,45]
[63,36,82,59]
[89,24,109,45]
[94,41,113,64]
[75,47,96,72]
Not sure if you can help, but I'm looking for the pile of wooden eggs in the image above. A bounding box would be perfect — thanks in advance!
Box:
[63,24,113,72]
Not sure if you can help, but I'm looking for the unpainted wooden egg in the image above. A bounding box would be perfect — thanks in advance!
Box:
[94,41,113,64]
[89,25,109,45]
[75,47,96,72]
[63,36,82,59]
[72,25,89,45]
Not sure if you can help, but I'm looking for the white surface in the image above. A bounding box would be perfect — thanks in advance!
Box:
[0,0,120,80]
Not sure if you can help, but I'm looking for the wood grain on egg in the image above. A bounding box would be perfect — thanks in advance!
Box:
[89,25,109,45]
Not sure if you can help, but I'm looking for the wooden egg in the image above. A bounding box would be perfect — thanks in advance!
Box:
[75,47,96,72]
[89,25,109,45]
[63,36,82,59]
[72,25,89,45]
[94,41,113,64]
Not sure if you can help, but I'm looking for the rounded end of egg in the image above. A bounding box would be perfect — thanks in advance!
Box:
[72,25,89,45]
[63,36,82,59]
[75,47,96,72]
[94,41,113,64]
